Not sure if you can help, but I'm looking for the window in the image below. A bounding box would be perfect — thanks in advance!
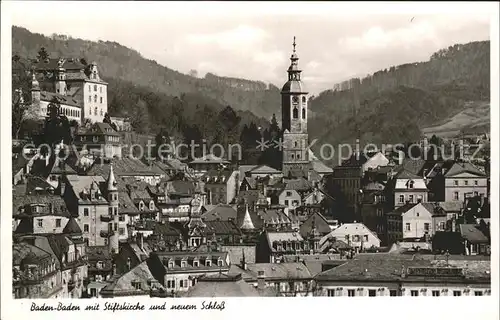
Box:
[327,289,335,297]
[409,195,414,203]
[464,180,468,186]
[302,108,306,119]
[302,96,306,103]
[94,107,98,115]
[432,290,440,297]
[206,260,212,267]
[291,154,294,160]
[454,180,458,186]
[368,289,376,297]
[193,260,199,267]
[399,195,404,203]
[149,201,155,210]
[474,291,483,296]
[119,228,125,235]
[416,212,419,217]
[218,259,223,267]
[88,95,91,103]
[347,289,355,297]
[100,97,103,104]
[94,85,97,91]
[84,224,89,232]
[363,235,368,242]
[424,223,430,232]
[181,261,187,268]
[439,222,445,230]
[389,290,397,296]
[292,107,298,119]
[410,290,419,296]
[284,200,289,206]
[453,291,461,296]
[179,280,184,288]
[166,280,174,288]
[37,219,43,227]
[453,192,459,201]
[353,235,360,242]
[474,180,478,186]
[100,109,103,116]
[286,191,292,197]
[405,223,411,231]
[56,219,61,228]
[100,87,102,93]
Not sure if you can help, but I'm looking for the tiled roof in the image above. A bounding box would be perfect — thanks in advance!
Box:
[438,201,462,212]
[202,169,235,184]
[184,273,263,297]
[13,194,71,218]
[86,158,163,178]
[46,234,71,261]
[459,224,489,243]
[204,220,242,236]
[310,160,333,173]
[78,122,121,137]
[386,203,418,216]
[299,212,332,238]
[238,165,257,178]
[65,175,107,203]
[63,217,82,234]
[152,251,229,272]
[16,235,60,267]
[267,231,304,244]
[396,170,421,180]
[40,91,82,108]
[100,260,164,296]
[284,177,313,192]
[245,262,312,280]
[248,165,281,174]
[445,162,486,177]
[256,208,291,224]
[316,253,490,282]
[201,204,238,221]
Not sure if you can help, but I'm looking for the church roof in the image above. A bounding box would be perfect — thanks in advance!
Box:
[281,80,307,93]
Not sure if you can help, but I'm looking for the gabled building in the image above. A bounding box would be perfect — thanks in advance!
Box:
[32,58,108,123]
[202,169,238,205]
[319,223,381,253]
[390,170,428,209]
[74,122,121,159]
[444,162,488,203]
[256,230,315,263]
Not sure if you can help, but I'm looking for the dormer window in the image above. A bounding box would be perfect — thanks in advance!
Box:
[193,259,199,267]
[408,180,414,189]
[168,260,174,269]
[217,258,223,267]
[181,260,187,268]
[139,202,145,211]
[131,280,141,290]
[206,259,212,267]
[149,201,155,210]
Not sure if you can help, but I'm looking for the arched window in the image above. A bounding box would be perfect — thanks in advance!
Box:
[293,107,298,119]
[302,96,306,103]
[297,154,301,159]
[291,154,295,159]
[302,108,306,119]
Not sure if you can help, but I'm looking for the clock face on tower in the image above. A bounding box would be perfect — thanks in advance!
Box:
[292,96,299,103]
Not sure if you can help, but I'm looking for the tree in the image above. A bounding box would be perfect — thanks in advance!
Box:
[12,88,41,140]
[37,47,49,61]
[42,98,72,146]
[103,112,118,131]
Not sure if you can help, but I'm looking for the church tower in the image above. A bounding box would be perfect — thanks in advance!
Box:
[281,37,310,177]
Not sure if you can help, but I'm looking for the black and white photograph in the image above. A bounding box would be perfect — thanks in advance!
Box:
[1,1,498,319]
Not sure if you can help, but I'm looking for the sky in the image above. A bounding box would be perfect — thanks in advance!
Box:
[6,2,493,95]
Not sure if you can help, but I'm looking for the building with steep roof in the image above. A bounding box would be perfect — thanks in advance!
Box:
[32,58,108,123]
[74,122,122,159]
[319,222,381,253]
[443,162,488,203]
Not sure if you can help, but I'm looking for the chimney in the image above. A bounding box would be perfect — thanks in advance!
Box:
[59,179,66,196]
[240,249,247,270]
[257,270,265,290]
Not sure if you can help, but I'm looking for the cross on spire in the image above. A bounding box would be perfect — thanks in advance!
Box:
[292,36,296,53]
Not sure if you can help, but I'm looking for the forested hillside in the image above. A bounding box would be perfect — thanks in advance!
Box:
[12,26,281,120]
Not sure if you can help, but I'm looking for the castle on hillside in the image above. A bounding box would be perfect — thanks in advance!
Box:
[30,58,108,124]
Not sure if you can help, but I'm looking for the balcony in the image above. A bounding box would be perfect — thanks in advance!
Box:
[100,215,113,222]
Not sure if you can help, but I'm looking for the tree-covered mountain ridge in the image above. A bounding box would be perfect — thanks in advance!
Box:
[12,26,281,120]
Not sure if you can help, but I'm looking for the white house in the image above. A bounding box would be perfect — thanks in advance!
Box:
[320,223,381,252]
